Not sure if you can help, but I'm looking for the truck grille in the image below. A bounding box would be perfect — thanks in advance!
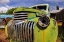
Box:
[14,13,28,20]
[8,21,34,42]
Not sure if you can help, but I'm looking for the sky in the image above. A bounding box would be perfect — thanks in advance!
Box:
[0,0,64,13]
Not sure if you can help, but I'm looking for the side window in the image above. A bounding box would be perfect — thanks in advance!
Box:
[32,7,36,9]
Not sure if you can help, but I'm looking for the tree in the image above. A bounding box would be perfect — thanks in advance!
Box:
[6,8,16,14]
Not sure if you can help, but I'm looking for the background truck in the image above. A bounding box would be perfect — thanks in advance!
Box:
[0,15,13,28]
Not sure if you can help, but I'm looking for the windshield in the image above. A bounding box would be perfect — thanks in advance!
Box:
[32,6,47,10]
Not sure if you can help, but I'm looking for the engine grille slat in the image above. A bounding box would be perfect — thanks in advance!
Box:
[25,22,28,42]
[14,14,27,15]
[14,17,28,19]
[28,22,30,42]
[14,16,28,18]
[14,18,28,20]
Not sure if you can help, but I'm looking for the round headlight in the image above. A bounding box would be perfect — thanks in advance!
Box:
[37,15,50,29]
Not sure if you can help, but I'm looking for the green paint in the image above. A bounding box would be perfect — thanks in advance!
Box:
[6,5,58,42]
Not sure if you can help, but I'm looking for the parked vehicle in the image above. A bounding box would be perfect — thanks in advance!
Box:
[0,15,13,28]
[5,4,58,42]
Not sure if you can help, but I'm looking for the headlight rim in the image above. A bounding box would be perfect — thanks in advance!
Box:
[37,15,50,30]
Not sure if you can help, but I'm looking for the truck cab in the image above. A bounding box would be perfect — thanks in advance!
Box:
[30,4,50,17]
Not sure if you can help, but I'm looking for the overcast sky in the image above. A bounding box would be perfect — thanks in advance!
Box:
[0,0,64,13]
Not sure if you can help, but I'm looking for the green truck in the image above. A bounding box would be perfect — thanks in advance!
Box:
[5,4,58,42]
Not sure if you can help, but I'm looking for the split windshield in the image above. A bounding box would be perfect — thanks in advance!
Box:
[32,6,47,10]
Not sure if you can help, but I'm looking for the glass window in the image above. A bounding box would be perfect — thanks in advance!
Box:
[32,6,47,10]
[37,6,46,10]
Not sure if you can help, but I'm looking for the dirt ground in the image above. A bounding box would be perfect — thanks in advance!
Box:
[0,29,9,42]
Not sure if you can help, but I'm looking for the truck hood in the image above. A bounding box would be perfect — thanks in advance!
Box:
[13,7,46,14]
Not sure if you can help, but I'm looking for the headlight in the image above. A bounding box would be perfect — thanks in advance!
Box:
[37,15,50,29]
